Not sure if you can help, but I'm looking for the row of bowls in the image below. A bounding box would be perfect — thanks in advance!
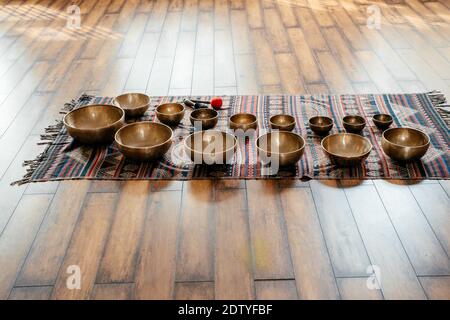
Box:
[63,93,430,167]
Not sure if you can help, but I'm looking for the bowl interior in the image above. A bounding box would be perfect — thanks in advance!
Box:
[383,128,429,148]
[257,132,304,154]
[157,103,184,115]
[65,105,123,129]
[322,134,371,157]
[309,116,332,126]
[116,122,172,148]
[270,114,295,126]
[343,115,365,125]
[373,114,393,122]
[230,113,257,125]
[191,108,218,120]
[186,131,236,154]
[115,93,149,110]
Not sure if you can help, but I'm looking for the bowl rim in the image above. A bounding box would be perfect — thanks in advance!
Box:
[155,102,185,116]
[372,113,393,123]
[114,121,173,150]
[256,131,306,156]
[269,114,296,127]
[63,104,125,131]
[229,113,258,126]
[184,130,238,156]
[321,132,372,159]
[343,115,366,126]
[113,93,150,110]
[190,108,219,121]
[308,115,333,127]
[382,127,430,149]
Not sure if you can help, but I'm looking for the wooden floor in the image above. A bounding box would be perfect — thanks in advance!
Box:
[0,0,449,300]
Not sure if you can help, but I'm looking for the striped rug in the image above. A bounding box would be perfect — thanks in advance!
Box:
[13,92,450,185]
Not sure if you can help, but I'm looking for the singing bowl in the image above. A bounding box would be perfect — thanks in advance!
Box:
[256,131,305,167]
[269,114,296,131]
[190,108,218,130]
[381,127,430,161]
[229,113,258,132]
[309,116,333,135]
[155,103,185,126]
[184,131,237,165]
[64,104,125,144]
[321,133,372,166]
[114,93,150,117]
[343,115,366,134]
[115,122,173,161]
[372,113,393,130]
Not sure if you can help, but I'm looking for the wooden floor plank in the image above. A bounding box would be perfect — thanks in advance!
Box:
[374,180,450,276]
[215,188,254,299]
[8,286,53,300]
[409,184,450,256]
[255,280,298,300]
[15,181,90,287]
[176,181,215,282]
[52,193,118,300]
[174,282,215,300]
[345,185,427,299]
[310,181,370,277]
[0,194,52,299]
[280,187,340,299]
[246,181,294,280]
[419,276,450,300]
[96,181,151,283]
[337,278,384,300]
[91,283,134,300]
[135,190,181,299]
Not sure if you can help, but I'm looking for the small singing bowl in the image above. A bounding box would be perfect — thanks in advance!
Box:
[269,114,296,131]
[309,116,333,136]
[64,104,125,144]
[256,131,305,167]
[190,108,218,130]
[115,122,173,161]
[155,103,185,126]
[184,130,237,165]
[114,93,150,118]
[372,113,393,130]
[321,133,372,166]
[381,127,430,161]
[229,113,258,132]
[343,115,366,134]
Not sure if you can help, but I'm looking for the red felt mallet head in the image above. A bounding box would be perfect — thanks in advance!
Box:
[210,97,223,110]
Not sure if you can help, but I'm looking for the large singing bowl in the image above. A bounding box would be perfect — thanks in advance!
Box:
[115,122,173,161]
[114,93,150,118]
[184,131,237,165]
[256,131,305,167]
[381,127,430,161]
[64,104,125,144]
[321,133,372,166]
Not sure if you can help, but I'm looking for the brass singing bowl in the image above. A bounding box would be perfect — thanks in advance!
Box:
[381,127,430,161]
[256,131,305,167]
[115,122,173,161]
[372,113,393,130]
[114,93,150,118]
[184,130,237,165]
[269,114,296,131]
[321,133,372,166]
[64,104,125,144]
[309,116,333,136]
[229,113,258,132]
[343,115,366,134]
[190,108,218,130]
[155,103,185,126]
